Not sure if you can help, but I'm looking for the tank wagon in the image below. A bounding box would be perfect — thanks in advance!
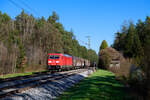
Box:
[47,53,90,70]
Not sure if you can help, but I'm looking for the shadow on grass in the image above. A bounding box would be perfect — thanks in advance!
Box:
[57,74,132,100]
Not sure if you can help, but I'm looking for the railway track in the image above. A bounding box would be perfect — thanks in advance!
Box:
[0,70,53,83]
[0,69,88,99]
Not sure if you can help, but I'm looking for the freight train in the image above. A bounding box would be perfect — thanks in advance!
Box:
[47,53,90,71]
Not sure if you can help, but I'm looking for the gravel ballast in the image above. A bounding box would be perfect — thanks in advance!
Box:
[2,69,95,100]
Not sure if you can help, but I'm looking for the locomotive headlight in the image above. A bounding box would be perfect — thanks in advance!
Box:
[56,61,59,63]
[48,61,52,63]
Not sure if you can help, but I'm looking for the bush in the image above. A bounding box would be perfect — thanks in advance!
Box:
[98,51,111,69]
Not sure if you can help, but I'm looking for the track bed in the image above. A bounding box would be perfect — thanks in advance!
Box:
[0,69,89,99]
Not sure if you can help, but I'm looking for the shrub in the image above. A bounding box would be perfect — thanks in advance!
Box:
[98,50,111,69]
[100,40,108,50]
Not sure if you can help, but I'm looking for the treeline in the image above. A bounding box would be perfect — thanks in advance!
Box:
[113,16,150,98]
[0,10,98,75]
[113,17,150,70]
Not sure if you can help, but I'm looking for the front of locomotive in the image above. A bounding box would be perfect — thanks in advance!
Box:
[47,53,62,70]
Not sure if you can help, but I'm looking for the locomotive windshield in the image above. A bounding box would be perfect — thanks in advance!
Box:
[55,55,59,59]
[49,55,59,59]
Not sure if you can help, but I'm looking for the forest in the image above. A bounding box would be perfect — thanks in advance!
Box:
[113,17,150,73]
[0,10,98,75]
[112,16,150,98]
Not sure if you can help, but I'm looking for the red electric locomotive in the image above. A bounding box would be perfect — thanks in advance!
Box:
[48,53,72,70]
[48,53,90,71]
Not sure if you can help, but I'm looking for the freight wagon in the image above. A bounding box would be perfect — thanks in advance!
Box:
[47,53,90,71]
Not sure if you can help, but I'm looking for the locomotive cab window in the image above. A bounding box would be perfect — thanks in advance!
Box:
[55,55,59,59]
[49,55,59,59]
[49,56,54,59]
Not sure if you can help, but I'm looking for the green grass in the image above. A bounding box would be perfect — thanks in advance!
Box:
[0,72,33,79]
[57,69,131,100]
[0,70,47,79]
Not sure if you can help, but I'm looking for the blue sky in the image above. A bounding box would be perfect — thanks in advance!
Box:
[0,0,150,53]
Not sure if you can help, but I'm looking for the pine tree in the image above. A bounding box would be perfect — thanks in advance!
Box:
[100,40,108,50]
[124,22,135,58]
[113,21,128,52]
[48,11,59,24]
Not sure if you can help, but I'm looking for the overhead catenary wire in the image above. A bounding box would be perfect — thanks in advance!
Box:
[19,0,40,16]
[78,38,88,45]
[77,36,91,50]
[8,0,30,14]
[86,36,91,49]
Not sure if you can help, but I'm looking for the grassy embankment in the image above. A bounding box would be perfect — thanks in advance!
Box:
[0,72,33,79]
[0,70,47,79]
[0,65,47,79]
[57,69,131,100]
